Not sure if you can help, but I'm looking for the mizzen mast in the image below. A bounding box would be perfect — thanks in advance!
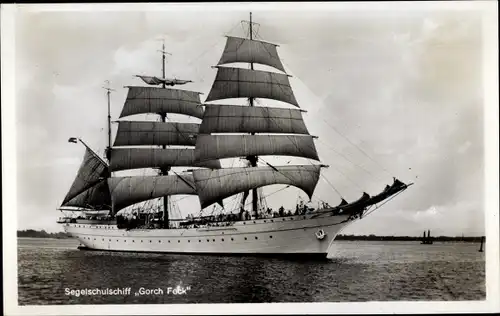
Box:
[103,80,115,163]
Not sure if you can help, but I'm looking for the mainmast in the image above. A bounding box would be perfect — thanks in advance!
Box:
[193,12,326,213]
[247,12,259,218]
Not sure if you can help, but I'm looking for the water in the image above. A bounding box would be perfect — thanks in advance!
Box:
[17,238,485,305]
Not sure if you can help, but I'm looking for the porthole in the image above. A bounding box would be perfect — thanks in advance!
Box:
[255,236,258,240]
[159,240,161,243]
[207,239,210,242]
[253,221,256,224]
[271,220,274,222]
[124,240,126,242]
[222,238,224,242]
[149,240,152,243]
[116,239,119,242]
[270,236,273,239]
[199,240,201,242]
[243,222,246,225]
[213,239,215,242]
[168,240,170,243]
[303,216,306,219]
[109,239,111,241]
[178,240,180,243]
[188,240,190,243]
[133,240,135,242]
[264,220,266,223]
[141,240,143,243]
[244,237,247,240]
[231,238,234,241]
[282,218,285,221]
[94,238,96,240]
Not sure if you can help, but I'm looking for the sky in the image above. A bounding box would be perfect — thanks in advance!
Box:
[12,3,489,236]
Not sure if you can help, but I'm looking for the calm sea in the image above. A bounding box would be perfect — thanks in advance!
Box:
[17,237,485,305]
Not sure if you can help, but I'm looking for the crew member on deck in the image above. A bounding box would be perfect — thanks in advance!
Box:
[279,206,285,217]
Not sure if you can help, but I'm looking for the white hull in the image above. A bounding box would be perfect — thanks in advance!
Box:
[63,211,357,258]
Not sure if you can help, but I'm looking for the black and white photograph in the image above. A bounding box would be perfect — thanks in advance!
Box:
[2,1,499,315]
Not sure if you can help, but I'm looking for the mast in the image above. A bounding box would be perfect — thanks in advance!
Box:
[159,39,171,229]
[103,80,114,162]
[195,12,324,213]
[248,12,259,218]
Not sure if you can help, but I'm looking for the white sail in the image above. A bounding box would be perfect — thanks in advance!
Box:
[120,86,204,119]
[199,104,309,134]
[195,134,319,162]
[205,67,299,107]
[108,174,197,212]
[218,36,286,73]
[192,165,322,209]
[109,148,221,172]
[113,121,199,147]
[61,148,109,206]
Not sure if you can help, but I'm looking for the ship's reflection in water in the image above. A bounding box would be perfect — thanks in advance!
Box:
[17,238,485,305]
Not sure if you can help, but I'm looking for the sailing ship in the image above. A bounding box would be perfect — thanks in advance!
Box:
[58,13,412,258]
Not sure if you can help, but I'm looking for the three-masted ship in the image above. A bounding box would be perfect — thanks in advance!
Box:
[57,13,411,258]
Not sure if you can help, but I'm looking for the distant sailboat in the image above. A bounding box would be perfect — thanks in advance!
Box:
[421,229,433,244]
[57,12,413,258]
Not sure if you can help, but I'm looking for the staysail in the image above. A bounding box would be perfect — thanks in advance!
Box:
[61,180,111,210]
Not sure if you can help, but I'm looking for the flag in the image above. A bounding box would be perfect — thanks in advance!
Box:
[68,137,78,143]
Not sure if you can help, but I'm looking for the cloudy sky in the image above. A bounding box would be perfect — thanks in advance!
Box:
[12,3,491,236]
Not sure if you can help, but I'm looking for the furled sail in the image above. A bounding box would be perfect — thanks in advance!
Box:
[61,180,111,210]
[113,121,199,147]
[205,67,299,107]
[217,36,286,73]
[108,174,197,212]
[135,75,193,87]
[61,147,109,206]
[192,165,322,209]
[195,134,319,162]
[119,86,204,119]
[199,104,310,135]
[109,148,221,172]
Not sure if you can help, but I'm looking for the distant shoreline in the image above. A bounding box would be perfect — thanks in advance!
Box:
[17,230,484,242]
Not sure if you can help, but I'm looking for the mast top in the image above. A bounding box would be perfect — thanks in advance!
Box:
[102,80,115,93]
